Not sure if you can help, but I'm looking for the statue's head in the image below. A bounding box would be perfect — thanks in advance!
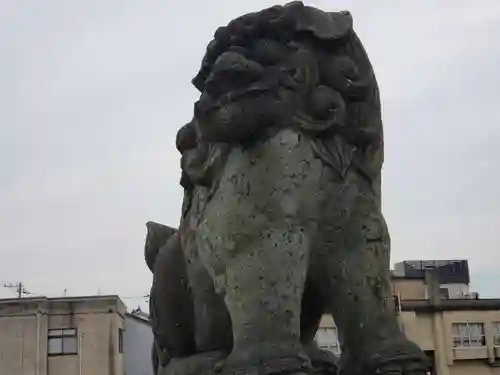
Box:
[191,2,379,145]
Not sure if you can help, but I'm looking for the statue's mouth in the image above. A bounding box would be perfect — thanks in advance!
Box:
[194,82,277,119]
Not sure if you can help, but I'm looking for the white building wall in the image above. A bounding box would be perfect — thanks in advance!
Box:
[441,283,470,299]
[123,315,154,375]
[315,315,341,354]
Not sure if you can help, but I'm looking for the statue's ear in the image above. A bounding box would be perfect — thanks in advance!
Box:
[144,222,178,272]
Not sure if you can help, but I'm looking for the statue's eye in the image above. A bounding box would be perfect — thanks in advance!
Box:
[308,86,345,120]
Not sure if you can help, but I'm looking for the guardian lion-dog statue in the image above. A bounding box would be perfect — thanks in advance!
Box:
[145,3,428,375]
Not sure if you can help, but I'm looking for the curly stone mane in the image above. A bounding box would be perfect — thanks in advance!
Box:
[191,1,383,188]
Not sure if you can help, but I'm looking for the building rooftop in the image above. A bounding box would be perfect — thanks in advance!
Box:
[393,260,470,285]
[127,307,151,324]
[0,294,127,317]
[400,298,500,312]
[0,294,124,304]
[390,271,425,280]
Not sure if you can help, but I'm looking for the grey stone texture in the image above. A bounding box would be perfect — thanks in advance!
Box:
[145,2,429,375]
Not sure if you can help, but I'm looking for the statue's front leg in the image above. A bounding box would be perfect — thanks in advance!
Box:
[199,220,311,375]
[197,131,323,375]
[322,181,428,375]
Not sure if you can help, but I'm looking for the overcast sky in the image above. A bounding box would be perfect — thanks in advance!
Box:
[1,1,499,310]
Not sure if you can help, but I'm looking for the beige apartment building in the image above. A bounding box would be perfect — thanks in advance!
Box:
[394,273,500,375]
[0,295,127,375]
[316,260,500,375]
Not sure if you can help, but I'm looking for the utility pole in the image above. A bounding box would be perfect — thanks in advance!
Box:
[3,282,29,298]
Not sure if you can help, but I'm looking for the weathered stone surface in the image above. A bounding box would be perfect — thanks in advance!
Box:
[145,2,429,375]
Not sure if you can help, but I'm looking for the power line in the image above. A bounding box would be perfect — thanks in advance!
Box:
[3,282,30,298]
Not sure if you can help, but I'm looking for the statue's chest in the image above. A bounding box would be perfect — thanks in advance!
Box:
[202,129,329,224]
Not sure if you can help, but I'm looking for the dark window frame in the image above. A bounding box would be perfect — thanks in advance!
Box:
[47,328,78,356]
[493,321,500,347]
[118,328,124,353]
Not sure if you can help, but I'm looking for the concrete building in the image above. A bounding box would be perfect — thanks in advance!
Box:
[0,295,153,375]
[316,260,500,375]
[315,315,341,355]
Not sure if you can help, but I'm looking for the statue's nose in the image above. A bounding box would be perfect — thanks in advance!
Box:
[203,52,265,98]
[212,51,264,76]
[194,92,215,119]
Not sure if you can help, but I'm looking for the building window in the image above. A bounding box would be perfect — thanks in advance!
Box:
[48,328,78,355]
[493,322,500,347]
[315,327,341,354]
[451,323,485,348]
[118,328,124,353]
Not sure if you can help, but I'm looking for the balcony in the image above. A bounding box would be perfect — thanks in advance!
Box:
[453,347,488,360]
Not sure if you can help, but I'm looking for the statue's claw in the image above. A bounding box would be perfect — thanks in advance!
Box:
[158,351,227,375]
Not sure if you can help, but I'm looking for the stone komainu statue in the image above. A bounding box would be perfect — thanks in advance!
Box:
[145,3,429,375]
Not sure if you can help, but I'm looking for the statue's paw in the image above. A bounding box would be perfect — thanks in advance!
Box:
[373,361,429,375]
[159,351,227,375]
[311,361,338,375]
[355,338,430,375]
[302,342,338,375]
[382,368,428,375]
[220,352,313,375]
[375,371,427,375]
[308,351,338,375]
